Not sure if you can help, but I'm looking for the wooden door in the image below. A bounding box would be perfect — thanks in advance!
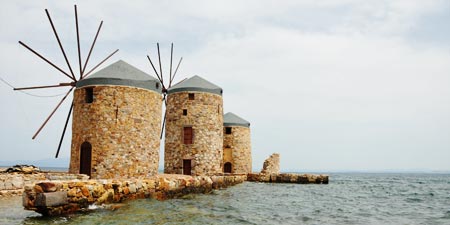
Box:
[224,162,232,173]
[183,159,191,175]
[80,142,92,177]
[183,127,193,144]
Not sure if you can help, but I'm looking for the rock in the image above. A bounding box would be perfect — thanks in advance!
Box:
[37,182,57,192]
[5,165,40,174]
[129,183,137,193]
[81,187,90,197]
[67,188,77,197]
[11,176,24,188]
[4,182,13,190]
[34,185,44,193]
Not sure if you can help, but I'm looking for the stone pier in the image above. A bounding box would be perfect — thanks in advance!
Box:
[247,173,329,184]
[22,174,246,216]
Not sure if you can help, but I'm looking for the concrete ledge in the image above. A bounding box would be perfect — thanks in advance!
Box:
[35,191,68,207]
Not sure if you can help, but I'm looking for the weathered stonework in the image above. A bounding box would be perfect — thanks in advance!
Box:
[260,153,280,174]
[22,174,246,216]
[70,85,162,179]
[164,91,223,175]
[0,172,88,196]
[223,126,252,174]
[247,173,329,184]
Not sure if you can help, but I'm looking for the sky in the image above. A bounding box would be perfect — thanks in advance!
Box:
[0,0,449,172]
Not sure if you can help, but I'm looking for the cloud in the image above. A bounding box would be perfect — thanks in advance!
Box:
[0,0,449,171]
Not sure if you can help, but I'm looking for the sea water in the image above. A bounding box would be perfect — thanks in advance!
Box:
[1,173,449,225]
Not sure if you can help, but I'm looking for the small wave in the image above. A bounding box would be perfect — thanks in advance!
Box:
[88,204,100,210]
[441,211,450,219]
[406,197,423,203]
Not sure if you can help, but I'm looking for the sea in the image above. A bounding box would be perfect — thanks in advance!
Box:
[1,173,449,225]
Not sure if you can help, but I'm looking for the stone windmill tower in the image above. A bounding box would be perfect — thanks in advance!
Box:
[69,60,162,179]
[164,75,224,175]
[223,112,252,174]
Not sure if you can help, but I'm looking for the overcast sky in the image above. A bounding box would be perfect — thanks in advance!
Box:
[0,0,449,172]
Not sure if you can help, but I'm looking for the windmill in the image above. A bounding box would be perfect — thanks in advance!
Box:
[146,43,183,139]
[14,5,118,158]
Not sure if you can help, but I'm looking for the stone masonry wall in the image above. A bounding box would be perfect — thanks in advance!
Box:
[70,86,162,179]
[260,153,280,174]
[164,91,223,175]
[223,126,252,173]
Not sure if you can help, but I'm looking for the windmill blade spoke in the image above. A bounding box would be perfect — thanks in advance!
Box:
[82,21,103,75]
[83,49,119,78]
[160,108,168,140]
[18,41,75,81]
[170,57,183,86]
[14,83,72,91]
[147,55,162,81]
[75,5,83,80]
[169,43,173,87]
[45,9,76,81]
[55,101,73,158]
[160,97,168,139]
[157,43,163,85]
[32,87,74,139]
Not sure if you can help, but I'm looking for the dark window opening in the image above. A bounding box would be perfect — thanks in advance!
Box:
[188,93,195,100]
[183,109,187,116]
[156,83,160,89]
[85,87,94,103]
[183,127,193,144]
[183,159,192,175]
[224,162,232,173]
[225,127,232,134]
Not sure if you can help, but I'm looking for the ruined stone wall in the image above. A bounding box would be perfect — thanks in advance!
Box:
[260,153,280,174]
[164,91,223,175]
[223,126,252,173]
[70,86,162,179]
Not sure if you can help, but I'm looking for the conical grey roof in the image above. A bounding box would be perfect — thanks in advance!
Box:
[224,112,250,127]
[168,75,222,95]
[76,60,162,93]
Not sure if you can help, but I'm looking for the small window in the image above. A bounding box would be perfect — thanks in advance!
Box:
[183,109,187,116]
[188,93,195,100]
[156,83,160,89]
[85,87,94,103]
[183,127,193,144]
[225,127,232,134]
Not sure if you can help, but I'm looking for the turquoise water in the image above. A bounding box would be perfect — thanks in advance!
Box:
[1,173,450,225]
